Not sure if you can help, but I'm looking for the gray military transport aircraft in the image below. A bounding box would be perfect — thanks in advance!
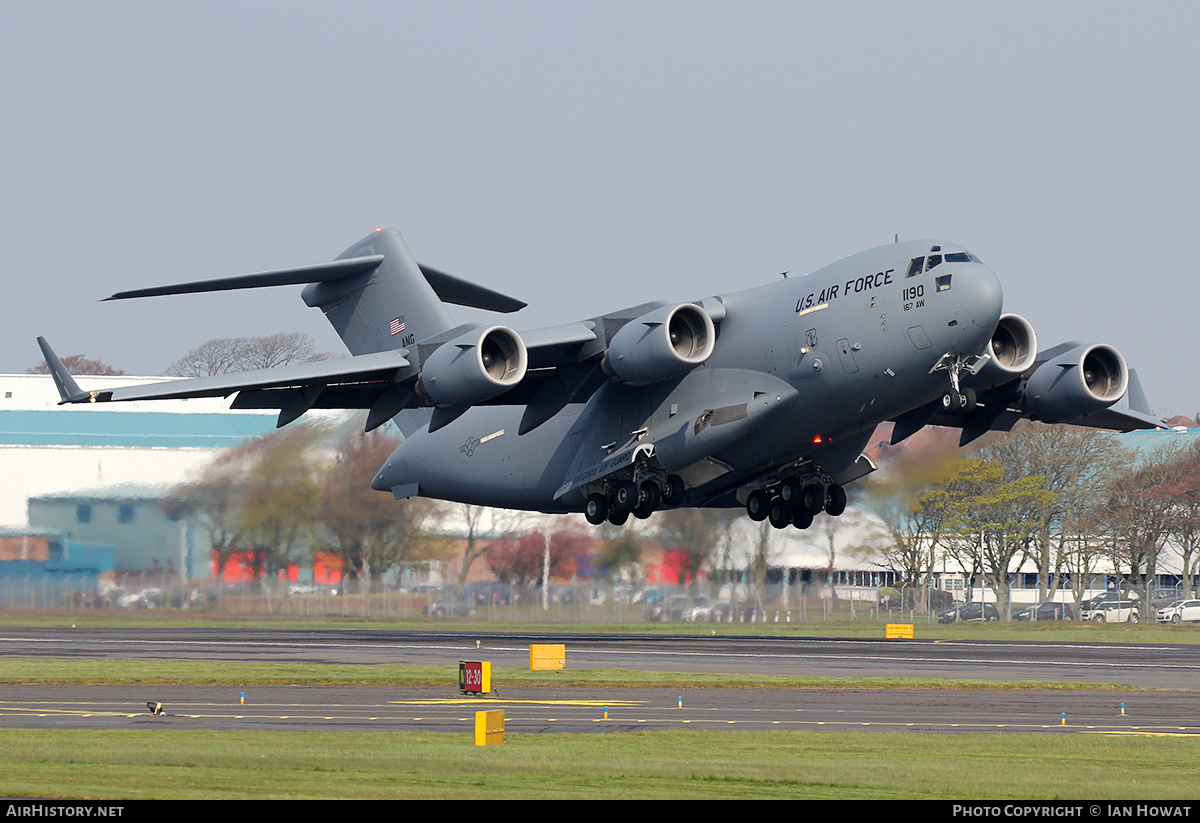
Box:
[38,229,1163,530]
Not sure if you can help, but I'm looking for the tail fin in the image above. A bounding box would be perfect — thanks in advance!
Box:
[302,230,454,356]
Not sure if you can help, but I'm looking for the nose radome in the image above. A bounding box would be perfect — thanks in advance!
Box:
[371,444,409,492]
[952,263,1004,353]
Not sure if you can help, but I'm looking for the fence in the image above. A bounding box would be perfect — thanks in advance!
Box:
[0,577,939,623]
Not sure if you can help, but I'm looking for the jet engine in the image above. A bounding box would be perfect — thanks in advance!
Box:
[1024,343,1129,423]
[967,313,1038,390]
[602,303,716,384]
[416,325,528,406]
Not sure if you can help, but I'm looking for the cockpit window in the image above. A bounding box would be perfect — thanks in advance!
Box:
[925,254,943,272]
[945,252,971,263]
[906,257,925,278]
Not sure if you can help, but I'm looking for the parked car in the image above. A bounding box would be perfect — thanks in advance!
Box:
[1156,599,1200,624]
[1014,602,1074,622]
[937,602,1000,623]
[1150,587,1185,610]
[422,596,475,618]
[1079,591,1124,611]
[1081,600,1140,623]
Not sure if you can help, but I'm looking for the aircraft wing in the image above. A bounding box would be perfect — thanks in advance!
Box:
[890,359,1166,448]
[37,290,726,434]
[36,319,604,432]
[38,336,419,428]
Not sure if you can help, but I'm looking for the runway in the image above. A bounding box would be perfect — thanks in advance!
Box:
[1,627,1198,734]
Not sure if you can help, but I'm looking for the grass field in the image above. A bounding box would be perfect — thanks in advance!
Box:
[2,728,1199,800]
[1,611,1196,643]
[0,615,1197,799]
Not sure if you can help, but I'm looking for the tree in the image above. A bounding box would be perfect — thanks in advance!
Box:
[937,458,1054,618]
[862,428,971,610]
[597,527,642,583]
[166,333,333,376]
[452,504,526,589]
[1164,442,1200,598]
[485,528,591,587]
[26,354,125,375]
[238,425,324,591]
[165,438,257,581]
[655,507,736,588]
[316,429,438,590]
[1099,446,1185,619]
[982,423,1127,603]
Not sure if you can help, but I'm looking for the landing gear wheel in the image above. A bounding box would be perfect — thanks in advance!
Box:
[779,479,798,503]
[791,508,814,530]
[800,482,824,516]
[661,474,685,507]
[612,480,638,515]
[825,484,847,516]
[768,499,792,530]
[633,481,661,519]
[941,391,965,413]
[961,387,978,414]
[584,493,608,526]
[607,510,629,526]
[746,490,770,522]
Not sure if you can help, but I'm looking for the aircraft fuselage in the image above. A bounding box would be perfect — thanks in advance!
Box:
[374,239,1003,511]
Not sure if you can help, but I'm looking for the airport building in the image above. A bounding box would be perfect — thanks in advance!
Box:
[0,373,280,581]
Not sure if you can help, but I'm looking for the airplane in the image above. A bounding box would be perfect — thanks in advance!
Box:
[38,228,1164,531]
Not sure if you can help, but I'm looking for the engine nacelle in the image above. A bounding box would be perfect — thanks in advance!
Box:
[966,313,1038,390]
[416,325,527,406]
[1024,343,1128,423]
[603,303,716,384]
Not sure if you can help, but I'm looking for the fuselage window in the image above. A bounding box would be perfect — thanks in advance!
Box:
[906,257,925,278]
[925,254,943,272]
[935,274,953,292]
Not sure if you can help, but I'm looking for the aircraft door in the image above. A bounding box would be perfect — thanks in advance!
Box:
[836,338,859,374]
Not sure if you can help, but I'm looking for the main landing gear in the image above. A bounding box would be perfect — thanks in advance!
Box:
[585,474,685,526]
[746,477,846,530]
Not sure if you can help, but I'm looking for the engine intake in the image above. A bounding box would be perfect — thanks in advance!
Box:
[417,325,527,406]
[1025,343,1128,423]
[603,303,716,384]
[967,313,1038,390]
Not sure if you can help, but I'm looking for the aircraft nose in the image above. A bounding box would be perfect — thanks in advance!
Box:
[951,263,1003,353]
[371,445,408,492]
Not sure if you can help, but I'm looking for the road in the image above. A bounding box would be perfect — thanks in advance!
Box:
[1,627,1197,734]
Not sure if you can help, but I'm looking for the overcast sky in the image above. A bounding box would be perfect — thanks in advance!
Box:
[3,1,1198,416]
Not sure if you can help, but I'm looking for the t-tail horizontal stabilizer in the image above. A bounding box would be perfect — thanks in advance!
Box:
[102,255,527,314]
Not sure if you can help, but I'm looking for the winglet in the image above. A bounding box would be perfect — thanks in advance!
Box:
[35,337,91,404]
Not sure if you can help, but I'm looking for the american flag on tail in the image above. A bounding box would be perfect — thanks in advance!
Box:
[390,316,406,336]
